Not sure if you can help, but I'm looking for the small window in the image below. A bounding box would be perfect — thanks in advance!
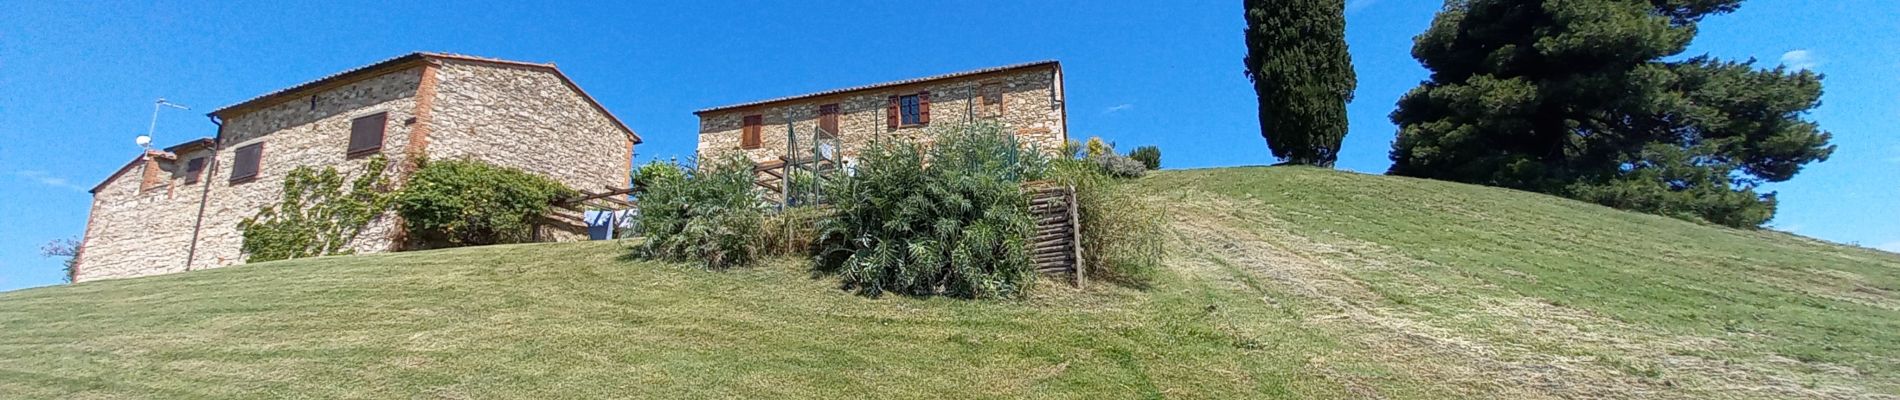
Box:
[979,83,1004,118]
[818,104,840,137]
[230,143,263,183]
[183,157,206,184]
[741,115,763,149]
[899,95,922,126]
[348,112,387,157]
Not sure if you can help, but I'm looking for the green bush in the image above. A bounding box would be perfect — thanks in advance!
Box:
[1128,146,1161,170]
[816,123,1049,298]
[240,156,395,262]
[395,159,575,249]
[1051,159,1163,288]
[1094,153,1148,178]
[633,155,766,270]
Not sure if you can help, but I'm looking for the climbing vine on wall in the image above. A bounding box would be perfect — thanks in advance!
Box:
[239,155,396,262]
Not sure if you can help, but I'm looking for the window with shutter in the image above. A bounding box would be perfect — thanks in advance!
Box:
[230,143,263,184]
[347,112,387,157]
[741,115,763,149]
[818,104,840,138]
[183,157,206,184]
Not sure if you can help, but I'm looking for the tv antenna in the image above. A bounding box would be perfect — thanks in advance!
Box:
[139,98,190,150]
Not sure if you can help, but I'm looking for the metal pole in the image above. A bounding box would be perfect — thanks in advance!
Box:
[782,114,794,211]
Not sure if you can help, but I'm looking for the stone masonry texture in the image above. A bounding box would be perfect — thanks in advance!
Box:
[695,63,1066,166]
[76,54,636,282]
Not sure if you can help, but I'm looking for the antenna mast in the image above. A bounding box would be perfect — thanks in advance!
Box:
[141,98,190,150]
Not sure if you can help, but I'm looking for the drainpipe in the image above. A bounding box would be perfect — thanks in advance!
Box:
[183,115,223,271]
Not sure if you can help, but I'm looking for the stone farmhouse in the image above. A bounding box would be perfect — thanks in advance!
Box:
[694,61,1068,168]
[77,52,641,282]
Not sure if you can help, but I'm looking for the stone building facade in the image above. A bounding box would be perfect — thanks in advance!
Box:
[695,61,1067,166]
[76,53,639,282]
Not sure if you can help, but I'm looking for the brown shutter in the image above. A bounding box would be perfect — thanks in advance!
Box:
[918,91,931,124]
[887,96,899,129]
[741,115,763,149]
[819,104,840,137]
[230,143,263,183]
[348,113,387,156]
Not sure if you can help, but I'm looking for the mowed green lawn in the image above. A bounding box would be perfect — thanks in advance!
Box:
[0,242,1371,399]
[3,167,1895,399]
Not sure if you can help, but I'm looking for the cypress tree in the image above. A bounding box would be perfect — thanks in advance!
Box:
[1244,0,1357,167]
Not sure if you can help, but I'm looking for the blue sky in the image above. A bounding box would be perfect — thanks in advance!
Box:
[1,1,1895,291]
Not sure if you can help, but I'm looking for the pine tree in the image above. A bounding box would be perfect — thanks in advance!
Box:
[1388,0,1833,228]
[1244,0,1357,167]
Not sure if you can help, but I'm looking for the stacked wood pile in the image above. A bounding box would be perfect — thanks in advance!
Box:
[1025,182,1085,287]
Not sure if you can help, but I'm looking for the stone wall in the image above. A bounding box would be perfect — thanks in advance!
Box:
[696,65,1066,166]
[79,67,422,282]
[75,148,214,281]
[426,59,636,241]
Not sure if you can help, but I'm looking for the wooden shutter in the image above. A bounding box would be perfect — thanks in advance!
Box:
[230,143,263,183]
[348,113,387,156]
[741,115,763,149]
[886,96,899,129]
[819,104,840,137]
[917,91,931,124]
[183,157,205,184]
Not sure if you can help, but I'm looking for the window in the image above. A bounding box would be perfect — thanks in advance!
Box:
[887,91,931,128]
[183,157,206,184]
[348,112,387,157]
[899,95,922,125]
[230,143,263,183]
[818,104,840,137]
[741,115,763,149]
[979,83,1004,118]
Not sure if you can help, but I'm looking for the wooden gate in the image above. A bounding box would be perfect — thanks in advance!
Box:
[1026,182,1085,287]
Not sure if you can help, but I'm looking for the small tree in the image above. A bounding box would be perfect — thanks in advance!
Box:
[40,237,79,283]
[1128,146,1161,170]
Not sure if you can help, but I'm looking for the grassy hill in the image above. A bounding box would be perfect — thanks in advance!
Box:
[3,167,1895,399]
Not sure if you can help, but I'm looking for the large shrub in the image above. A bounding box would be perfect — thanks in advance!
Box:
[1051,159,1163,288]
[816,123,1048,298]
[240,156,395,261]
[395,159,575,249]
[633,155,765,270]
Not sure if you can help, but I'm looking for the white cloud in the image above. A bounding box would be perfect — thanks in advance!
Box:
[1876,241,1900,254]
[1346,0,1379,13]
[1780,49,1821,71]
[14,170,85,191]
[1104,103,1135,114]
